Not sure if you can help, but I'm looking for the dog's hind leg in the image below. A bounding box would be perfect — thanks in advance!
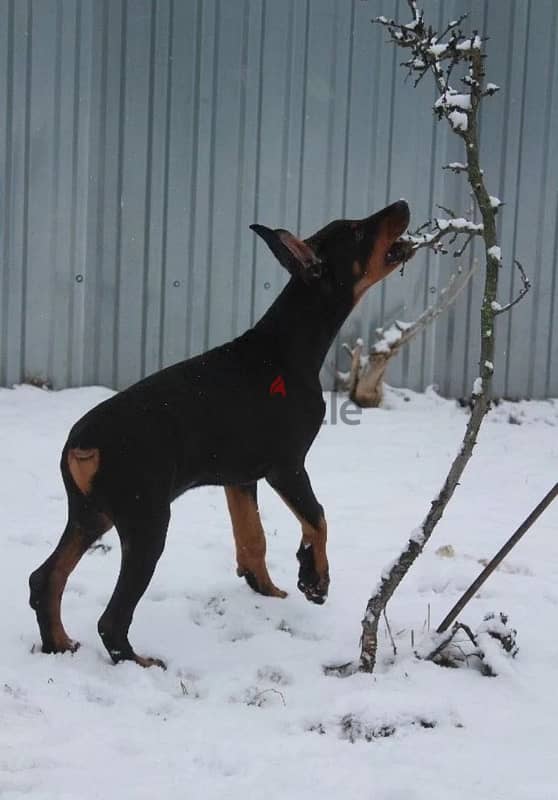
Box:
[97,507,170,669]
[225,483,287,599]
[29,507,112,654]
[266,467,329,605]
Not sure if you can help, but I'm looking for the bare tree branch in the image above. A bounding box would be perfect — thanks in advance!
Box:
[434,483,558,635]
[376,263,477,355]
[338,265,477,409]
[327,4,535,676]
[492,260,531,316]
[403,217,483,257]
[453,233,475,259]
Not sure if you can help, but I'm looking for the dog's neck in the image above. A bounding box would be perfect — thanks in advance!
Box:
[251,278,352,378]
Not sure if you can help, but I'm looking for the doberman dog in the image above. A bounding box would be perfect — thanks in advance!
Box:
[29,200,411,669]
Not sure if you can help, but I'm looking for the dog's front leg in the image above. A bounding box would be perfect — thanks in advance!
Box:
[266,467,329,604]
[225,483,287,598]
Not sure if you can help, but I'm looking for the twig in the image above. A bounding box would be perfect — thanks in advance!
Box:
[375,263,478,355]
[492,260,531,316]
[339,264,477,409]
[442,162,467,174]
[426,622,478,664]
[436,204,457,218]
[453,233,474,259]
[383,609,397,658]
[403,218,483,256]
[436,483,558,634]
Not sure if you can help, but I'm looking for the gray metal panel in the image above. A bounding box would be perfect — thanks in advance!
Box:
[1,0,557,397]
[514,0,557,399]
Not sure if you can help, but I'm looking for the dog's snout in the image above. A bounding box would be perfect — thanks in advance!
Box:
[383,199,410,239]
[387,199,410,226]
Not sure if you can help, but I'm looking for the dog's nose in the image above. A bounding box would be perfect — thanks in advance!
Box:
[383,200,410,238]
[387,200,410,225]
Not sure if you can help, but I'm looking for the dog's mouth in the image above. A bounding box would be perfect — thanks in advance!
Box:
[385,237,415,266]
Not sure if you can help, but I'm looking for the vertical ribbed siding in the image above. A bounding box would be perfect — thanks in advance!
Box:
[0,0,14,387]
[0,0,557,398]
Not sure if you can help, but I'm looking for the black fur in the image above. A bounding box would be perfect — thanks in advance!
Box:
[29,200,411,667]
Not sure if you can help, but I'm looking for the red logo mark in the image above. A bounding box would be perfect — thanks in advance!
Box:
[270,375,286,397]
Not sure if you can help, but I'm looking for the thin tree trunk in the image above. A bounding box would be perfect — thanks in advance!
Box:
[356,12,530,673]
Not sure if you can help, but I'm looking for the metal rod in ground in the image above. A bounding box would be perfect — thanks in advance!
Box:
[436,482,558,634]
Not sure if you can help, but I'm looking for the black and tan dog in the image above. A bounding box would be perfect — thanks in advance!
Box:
[29,200,412,668]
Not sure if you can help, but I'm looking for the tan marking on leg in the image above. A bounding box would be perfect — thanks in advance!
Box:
[301,515,328,582]
[224,486,287,598]
[68,448,100,495]
[48,533,89,651]
[276,493,330,592]
[48,514,112,652]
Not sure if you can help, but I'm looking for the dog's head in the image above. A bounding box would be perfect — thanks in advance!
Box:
[251,200,413,309]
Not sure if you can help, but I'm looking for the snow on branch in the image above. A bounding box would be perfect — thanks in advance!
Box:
[374,263,478,355]
[374,1,486,137]
[403,217,483,257]
[442,161,468,174]
[372,0,531,314]
[339,264,477,408]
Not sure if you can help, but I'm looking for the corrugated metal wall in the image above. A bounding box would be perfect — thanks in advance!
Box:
[1,0,557,397]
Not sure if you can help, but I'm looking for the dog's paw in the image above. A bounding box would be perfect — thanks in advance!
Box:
[40,637,80,655]
[133,654,167,670]
[296,543,329,604]
[237,567,287,599]
[297,578,328,604]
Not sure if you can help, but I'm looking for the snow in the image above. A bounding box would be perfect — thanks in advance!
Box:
[395,320,413,331]
[435,217,483,233]
[382,327,403,347]
[485,82,500,95]
[428,43,449,57]
[373,322,413,355]
[435,91,471,110]
[403,19,421,31]
[2,384,558,799]
[488,245,502,261]
[409,526,426,546]
[472,377,483,396]
[448,110,468,131]
[489,196,502,208]
[373,339,391,354]
[457,35,482,51]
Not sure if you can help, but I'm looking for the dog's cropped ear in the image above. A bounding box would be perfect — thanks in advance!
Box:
[250,224,322,282]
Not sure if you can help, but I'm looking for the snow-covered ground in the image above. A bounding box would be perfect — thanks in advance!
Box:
[1,384,557,800]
